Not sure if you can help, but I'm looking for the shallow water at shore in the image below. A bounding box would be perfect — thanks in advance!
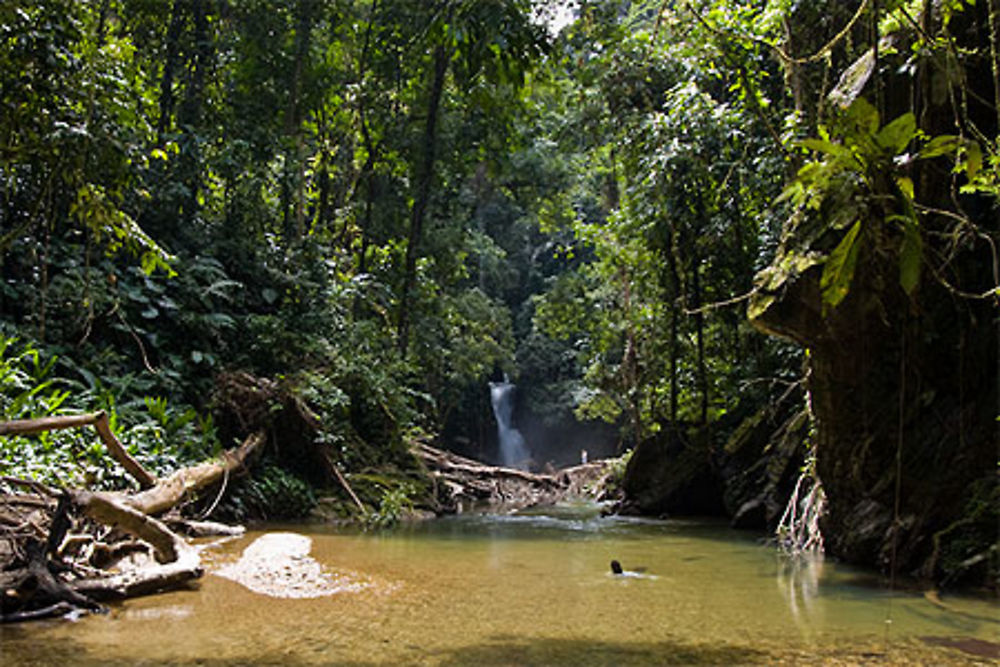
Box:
[2,503,997,664]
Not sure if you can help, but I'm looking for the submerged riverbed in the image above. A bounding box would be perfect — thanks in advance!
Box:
[3,503,997,664]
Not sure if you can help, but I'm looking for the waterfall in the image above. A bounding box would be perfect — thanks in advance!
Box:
[489,380,529,469]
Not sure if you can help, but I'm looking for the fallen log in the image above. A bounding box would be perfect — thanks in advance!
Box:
[165,518,246,538]
[0,413,100,435]
[122,430,266,516]
[70,543,202,602]
[0,489,205,616]
[69,490,186,563]
[413,442,610,512]
[57,433,267,600]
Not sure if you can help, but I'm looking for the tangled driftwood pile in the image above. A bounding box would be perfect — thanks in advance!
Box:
[414,442,612,512]
[0,411,262,623]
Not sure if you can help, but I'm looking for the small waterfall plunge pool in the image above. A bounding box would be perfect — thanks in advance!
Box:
[4,502,997,664]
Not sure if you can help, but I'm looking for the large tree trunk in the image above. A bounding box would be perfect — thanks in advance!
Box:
[397,44,449,356]
[619,266,642,446]
[283,0,314,242]
[156,0,185,142]
[692,260,708,426]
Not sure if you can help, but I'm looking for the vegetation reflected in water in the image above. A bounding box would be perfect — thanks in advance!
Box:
[2,504,996,664]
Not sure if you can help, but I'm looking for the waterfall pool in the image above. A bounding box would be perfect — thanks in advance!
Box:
[3,503,997,664]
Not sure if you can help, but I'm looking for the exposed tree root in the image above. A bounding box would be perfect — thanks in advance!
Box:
[776,471,826,555]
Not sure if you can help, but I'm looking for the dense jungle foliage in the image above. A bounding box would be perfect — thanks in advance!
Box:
[1,0,996,584]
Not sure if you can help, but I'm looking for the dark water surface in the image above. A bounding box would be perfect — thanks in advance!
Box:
[2,503,997,664]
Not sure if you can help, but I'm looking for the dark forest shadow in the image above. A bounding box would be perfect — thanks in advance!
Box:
[431,635,768,665]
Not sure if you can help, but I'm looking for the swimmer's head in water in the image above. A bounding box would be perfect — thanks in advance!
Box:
[610,560,623,575]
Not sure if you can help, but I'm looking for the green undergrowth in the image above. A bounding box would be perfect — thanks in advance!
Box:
[0,333,219,491]
[212,461,317,523]
[348,471,432,529]
[0,332,434,530]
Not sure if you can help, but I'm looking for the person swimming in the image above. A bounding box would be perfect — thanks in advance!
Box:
[610,559,654,578]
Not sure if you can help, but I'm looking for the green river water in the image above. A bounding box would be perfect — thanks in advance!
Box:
[2,503,997,665]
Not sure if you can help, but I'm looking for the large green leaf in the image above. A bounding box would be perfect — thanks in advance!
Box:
[820,220,863,309]
[918,134,962,159]
[898,215,922,295]
[845,98,880,136]
[964,141,983,180]
[797,138,850,159]
[875,112,916,154]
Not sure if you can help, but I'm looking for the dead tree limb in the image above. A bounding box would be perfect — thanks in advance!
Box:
[0,412,156,489]
[413,442,609,512]
[0,419,266,621]
[165,518,245,538]
[123,430,266,516]
[0,413,101,435]
[69,490,184,563]
[321,451,365,512]
[66,490,203,600]
[14,538,102,614]
[1,601,76,623]
[91,412,156,489]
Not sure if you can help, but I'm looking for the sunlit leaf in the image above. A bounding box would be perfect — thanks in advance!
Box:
[965,141,983,180]
[875,112,916,154]
[845,98,880,136]
[797,138,848,158]
[820,220,863,309]
[918,134,961,159]
[895,176,914,200]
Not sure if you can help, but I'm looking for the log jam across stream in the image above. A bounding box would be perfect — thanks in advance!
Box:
[3,503,997,665]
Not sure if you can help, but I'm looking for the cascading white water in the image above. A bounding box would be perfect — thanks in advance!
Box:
[489,380,529,469]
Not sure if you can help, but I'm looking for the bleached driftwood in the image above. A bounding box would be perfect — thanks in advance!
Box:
[122,431,265,515]
[0,420,265,622]
[413,442,609,512]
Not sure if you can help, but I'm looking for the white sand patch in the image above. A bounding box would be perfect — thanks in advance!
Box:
[214,532,373,598]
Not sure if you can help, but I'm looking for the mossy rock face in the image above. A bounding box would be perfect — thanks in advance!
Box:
[750,219,998,582]
[932,477,1000,589]
[718,400,809,530]
[616,398,809,529]
[619,427,725,517]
